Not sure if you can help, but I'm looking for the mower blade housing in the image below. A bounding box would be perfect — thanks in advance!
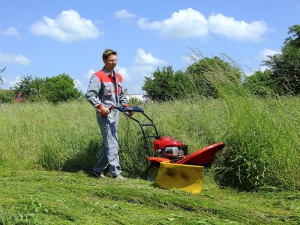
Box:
[155,162,203,194]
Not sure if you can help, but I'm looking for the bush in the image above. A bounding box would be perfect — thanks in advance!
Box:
[0,90,14,103]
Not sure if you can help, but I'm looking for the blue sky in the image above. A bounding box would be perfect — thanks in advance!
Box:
[0,0,299,94]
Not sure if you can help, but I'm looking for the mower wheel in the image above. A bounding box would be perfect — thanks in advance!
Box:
[146,163,160,182]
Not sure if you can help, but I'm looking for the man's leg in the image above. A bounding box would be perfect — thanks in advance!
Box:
[93,142,108,174]
[106,125,121,177]
[94,111,121,177]
[93,111,109,174]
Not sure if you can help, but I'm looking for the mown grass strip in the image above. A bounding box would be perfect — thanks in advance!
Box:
[1,169,299,224]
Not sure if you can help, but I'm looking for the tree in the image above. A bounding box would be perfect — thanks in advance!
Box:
[243,69,277,96]
[0,90,14,103]
[13,74,82,103]
[185,57,218,97]
[43,73,81,104]
[185,56,242,98]
[142,66,193,101]
[13,75,45,101]
[142,56,243,101]
[263,24,300,95]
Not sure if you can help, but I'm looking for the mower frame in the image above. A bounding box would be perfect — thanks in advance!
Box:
[114,106,160,157]
[114,106,224,183]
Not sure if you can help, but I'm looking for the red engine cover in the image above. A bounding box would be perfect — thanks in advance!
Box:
[153,136,183,150]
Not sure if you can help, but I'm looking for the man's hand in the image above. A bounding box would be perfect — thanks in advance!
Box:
[100,106,110,116]
[98,105,110,118]
[123,104,133,116]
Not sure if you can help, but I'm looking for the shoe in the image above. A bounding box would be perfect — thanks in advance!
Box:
[94,171,106,178]
[113,175,125,180]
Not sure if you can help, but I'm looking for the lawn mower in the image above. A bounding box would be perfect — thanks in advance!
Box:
[113,105,225,194]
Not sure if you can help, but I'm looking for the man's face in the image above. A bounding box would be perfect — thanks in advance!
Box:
[103,54,117,71]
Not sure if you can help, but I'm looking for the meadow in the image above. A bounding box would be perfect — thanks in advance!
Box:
[0,95,300,224]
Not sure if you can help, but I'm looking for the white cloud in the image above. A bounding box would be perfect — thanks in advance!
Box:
[83,69,95,79]
[73,79,86,93]
[116,66,131,82]
[0,26,21,39]
[208,13,270,42]
[137,8,208,39]
[114,49,167,94]
[114,9,135,19]
[0,52,30,65]
[95,20,104,24]
[73,79,81,88]
[29,9,101,42]
[2,76,21,89]
[255,49,281,72]
[182,55,194,65]
[137,8,271,42]
[134,48,166,65]
[132,65,158,76]
[8,76,21,88]
[257,49,281,61]
[1,27,20,37]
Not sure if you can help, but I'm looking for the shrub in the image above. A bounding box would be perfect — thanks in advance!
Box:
[0,90,14,103]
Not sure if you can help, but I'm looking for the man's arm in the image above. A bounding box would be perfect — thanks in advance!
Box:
[86,74,102,108]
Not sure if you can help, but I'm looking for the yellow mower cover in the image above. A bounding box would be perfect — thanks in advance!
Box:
[155,162,204,194]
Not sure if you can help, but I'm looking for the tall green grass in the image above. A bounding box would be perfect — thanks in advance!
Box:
[1,94,299,191]
[0,101,100,172]
[187,49,300,190]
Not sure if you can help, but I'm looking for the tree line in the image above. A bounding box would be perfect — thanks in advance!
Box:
[0,73,82,104]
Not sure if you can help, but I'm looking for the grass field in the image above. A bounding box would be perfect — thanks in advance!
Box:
[1,169,299,224]
[0,97,300,224]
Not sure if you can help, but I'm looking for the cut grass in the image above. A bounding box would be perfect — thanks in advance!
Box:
[0,168,299,225]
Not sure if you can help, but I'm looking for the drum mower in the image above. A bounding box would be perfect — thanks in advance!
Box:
[114,106,225,194]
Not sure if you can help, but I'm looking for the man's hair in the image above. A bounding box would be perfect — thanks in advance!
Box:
[102,49,117,60]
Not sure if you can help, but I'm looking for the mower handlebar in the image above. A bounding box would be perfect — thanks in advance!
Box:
[112,105,144,113]
[111,105,160,156]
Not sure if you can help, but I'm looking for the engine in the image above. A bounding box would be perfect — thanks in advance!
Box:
[153,136,188,159]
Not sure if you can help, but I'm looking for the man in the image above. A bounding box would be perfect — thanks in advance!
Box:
[86,48,130,179]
